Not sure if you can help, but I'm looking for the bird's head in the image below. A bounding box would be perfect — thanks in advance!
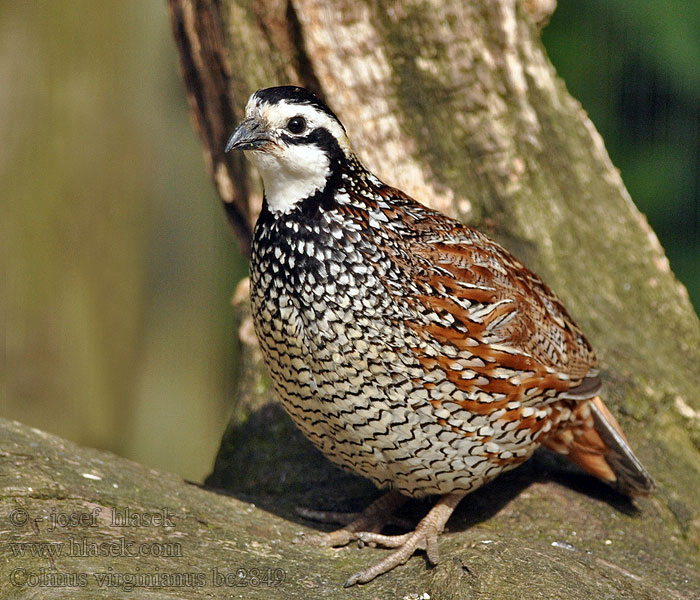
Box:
[226,86,352,214]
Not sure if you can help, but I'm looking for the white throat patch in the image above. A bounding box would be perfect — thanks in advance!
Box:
[248,143,331,214]
[242,96,349,214]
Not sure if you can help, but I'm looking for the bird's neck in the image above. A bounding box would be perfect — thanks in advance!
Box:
[258,153,374,218]
[252,151,334,215]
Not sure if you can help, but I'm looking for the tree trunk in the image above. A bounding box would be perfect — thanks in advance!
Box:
[3,2,698,598]
[172,0,700,595]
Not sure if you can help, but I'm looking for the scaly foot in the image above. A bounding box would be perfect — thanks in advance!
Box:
[296,490,408,547]
[344,491,467,586]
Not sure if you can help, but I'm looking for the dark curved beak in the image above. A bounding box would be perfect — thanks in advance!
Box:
[225,118,271,152]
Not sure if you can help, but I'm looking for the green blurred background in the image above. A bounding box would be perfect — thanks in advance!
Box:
[3,1,698,483]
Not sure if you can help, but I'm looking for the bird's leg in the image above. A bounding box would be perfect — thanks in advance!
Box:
[344,491,467,587]
[296,490,408,547]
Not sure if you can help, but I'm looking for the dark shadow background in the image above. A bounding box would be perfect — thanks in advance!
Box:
[3,0,699,482]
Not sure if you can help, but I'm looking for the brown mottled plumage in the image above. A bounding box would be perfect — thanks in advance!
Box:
[226,86,654,586]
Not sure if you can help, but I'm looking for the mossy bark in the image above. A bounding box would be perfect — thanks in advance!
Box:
[2,1,699,598]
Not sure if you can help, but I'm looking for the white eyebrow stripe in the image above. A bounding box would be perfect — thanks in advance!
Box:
[250,99,351,154]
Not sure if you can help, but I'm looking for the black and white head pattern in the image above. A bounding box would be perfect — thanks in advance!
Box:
[240,86,351,214]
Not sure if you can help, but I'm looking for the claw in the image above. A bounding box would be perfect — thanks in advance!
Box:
[425,529,441,565]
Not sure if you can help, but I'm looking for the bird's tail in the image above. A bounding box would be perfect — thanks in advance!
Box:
[543,397,655,496]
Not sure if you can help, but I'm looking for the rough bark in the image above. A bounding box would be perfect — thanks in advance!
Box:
[3,1,699,598]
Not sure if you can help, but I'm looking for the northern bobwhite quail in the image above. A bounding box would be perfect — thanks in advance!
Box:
[225,86,654,586]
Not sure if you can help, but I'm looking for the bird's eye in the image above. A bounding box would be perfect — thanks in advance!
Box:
[286,116,307,134]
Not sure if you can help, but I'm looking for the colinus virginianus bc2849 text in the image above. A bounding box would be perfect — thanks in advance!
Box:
[225,86,654,586]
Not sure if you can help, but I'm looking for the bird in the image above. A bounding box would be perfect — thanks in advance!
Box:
[225,85,655,586]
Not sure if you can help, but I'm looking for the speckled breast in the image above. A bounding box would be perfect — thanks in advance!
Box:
[250,200,544,498]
